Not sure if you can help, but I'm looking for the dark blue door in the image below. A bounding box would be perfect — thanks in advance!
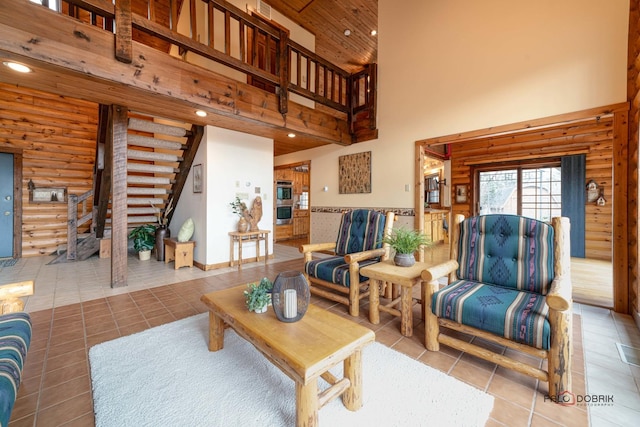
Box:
[0,153,14,258]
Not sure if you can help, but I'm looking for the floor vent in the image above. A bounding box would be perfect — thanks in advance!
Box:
[616,342,640,367]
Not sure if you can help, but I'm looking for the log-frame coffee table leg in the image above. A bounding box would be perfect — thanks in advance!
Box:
[295,378,318,427]
[342,349,363,411]
[207,311,225,351]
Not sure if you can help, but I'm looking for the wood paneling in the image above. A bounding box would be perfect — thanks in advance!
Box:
[449,117,615,261]
[0,83,98,257]
[627,0,639,322]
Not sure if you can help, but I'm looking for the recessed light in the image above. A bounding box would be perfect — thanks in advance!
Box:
[195,110,207,117]
[2,61,32,73]
[344,29,351,36]
[287,133,296,138]
[370,30,377,36]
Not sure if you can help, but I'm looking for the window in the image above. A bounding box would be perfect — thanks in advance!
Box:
[30,0,59,11]
[477,164,561,222]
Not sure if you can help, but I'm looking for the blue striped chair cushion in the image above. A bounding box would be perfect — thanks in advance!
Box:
[305,256,380,288]
[457,214,555,295]
[335,210,386,256]
[432,280,550,350]
[0,312,32,427]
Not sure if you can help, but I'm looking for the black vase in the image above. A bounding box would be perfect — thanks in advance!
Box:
[155,225,170,261]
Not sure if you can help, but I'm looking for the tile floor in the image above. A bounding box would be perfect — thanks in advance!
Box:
[1,245,639,426]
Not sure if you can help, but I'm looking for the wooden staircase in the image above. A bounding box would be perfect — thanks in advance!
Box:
[59,108,203,264]
[93,106,204,242]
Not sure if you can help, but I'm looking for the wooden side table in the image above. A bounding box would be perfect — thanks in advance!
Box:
[228,229,270,270]
[360,260,431,337]
[163,238,196,270]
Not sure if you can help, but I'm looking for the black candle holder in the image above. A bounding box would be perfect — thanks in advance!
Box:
[271,271,310,322]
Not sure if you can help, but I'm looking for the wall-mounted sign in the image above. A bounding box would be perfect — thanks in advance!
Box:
[30,187,67,203]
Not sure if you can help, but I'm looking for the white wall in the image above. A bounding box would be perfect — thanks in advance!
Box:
[171,127,273,266]
[276,0,629,210]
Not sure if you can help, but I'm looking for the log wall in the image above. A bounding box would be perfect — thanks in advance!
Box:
[443,113,619,262]
[628,0,639,321]
[0,82,98,257]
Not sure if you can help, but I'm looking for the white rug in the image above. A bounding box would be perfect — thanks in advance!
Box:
[89,314,494,427]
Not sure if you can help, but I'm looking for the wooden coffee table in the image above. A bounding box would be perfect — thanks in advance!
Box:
[200,285,375,427]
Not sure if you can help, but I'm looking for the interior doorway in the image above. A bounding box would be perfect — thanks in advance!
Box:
[415,104,626,310]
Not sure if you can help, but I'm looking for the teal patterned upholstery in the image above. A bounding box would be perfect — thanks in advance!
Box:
[0,312,31,427]
[432,280,550,349]
[334,210,386,256]
[305,210,386,288]
[433,214,555,350]
[457,215,555,294]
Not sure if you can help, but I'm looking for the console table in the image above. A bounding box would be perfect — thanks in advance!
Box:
[228,229,270,270]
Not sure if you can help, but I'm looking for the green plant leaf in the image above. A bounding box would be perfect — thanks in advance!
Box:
[381,227,431,254]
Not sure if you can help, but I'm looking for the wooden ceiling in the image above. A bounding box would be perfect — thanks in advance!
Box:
[265,0,378,74]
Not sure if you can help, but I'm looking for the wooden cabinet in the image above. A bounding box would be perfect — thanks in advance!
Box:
[293,171,304,194]
[275,169,294,181]
[275,224,293,240]
[293,209,309,237]
[424,211,447,243]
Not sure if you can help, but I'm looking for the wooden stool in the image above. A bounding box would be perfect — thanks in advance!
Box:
[163,238,195,270]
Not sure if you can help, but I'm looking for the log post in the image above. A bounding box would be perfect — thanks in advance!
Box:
[548,309,572,399]
[277,29,289,115]
[110,105,128,287]
[114,0,133,64]
[424,279,440,351]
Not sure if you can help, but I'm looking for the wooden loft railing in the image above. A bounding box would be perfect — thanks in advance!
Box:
[46,0,376,139]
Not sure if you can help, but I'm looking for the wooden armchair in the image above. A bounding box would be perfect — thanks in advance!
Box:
[421,214,572,400]
[300,210,395,316]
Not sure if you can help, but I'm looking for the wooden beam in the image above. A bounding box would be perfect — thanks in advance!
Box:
[110,105,128,288]
[613,109,630,313]
[115,0,133,64]
[278,29,289,115]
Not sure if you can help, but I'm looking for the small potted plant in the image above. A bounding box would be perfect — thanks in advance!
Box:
[128,224,157,260]
[382,227,431,267]
[244,277,273,313]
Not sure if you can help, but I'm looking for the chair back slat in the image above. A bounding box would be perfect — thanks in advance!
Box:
[457,214,555,294]
[335,210,386,256]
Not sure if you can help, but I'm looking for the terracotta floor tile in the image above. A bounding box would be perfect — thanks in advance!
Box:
[490,395,533,426]
[418,349,457,373]
[44,348,87,373]
[488,373,537,411]
[41,361,89,390]
[450,359,493,390]
[35,391,93,427]
[38,375,91,410]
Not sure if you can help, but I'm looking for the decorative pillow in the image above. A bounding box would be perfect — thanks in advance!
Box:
[177,218,194,242]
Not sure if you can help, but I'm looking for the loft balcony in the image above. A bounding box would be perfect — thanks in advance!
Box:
[0,0,377,155]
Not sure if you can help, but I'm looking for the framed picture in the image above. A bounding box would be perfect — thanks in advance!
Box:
[338,151,371,194]
[455,184,467,203]
[193,164,203,193]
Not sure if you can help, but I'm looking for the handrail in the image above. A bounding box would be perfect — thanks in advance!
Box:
[67,189,94,260]
[50,0,375,122]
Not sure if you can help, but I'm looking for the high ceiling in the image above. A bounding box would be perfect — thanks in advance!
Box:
[265,0,378,74]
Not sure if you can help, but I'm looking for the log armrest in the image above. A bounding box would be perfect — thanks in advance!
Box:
[0,280,35,314]
[421,260,459,283]
[344,247,387,264]
[299,242,337,262]
[546,276,572,312]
